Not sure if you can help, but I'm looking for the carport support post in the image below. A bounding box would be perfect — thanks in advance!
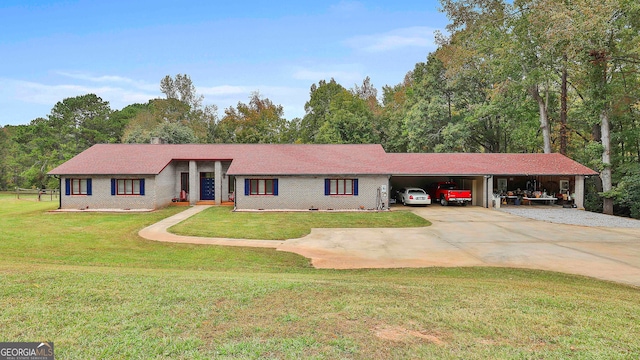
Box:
[484,175,493,208]
[574,175,585,209]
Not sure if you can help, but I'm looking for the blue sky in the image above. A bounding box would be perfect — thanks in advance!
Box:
[0,0,446,126]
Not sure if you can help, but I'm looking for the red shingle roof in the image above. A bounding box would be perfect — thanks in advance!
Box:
[48,144,597,176]
[227,144,387,175]
[48,144,388,175]
[386,153,598,176]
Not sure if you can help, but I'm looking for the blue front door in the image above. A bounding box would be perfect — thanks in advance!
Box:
[200,173,215,200]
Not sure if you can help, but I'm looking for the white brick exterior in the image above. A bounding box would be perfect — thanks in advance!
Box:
[155,162,176,208]
[235,175,389,210]
[59,160,237,210]
[59,159,389,211]
[60,175,157,210]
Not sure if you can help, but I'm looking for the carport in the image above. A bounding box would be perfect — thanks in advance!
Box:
[390,175,484,206]
[386,153,598,209]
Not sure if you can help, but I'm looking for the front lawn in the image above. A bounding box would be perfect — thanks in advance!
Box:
[1,195,639,359]
[169,206,431,239]
[0,195,308,272]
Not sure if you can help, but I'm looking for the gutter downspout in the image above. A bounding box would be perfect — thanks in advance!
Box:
[233,177,237,211]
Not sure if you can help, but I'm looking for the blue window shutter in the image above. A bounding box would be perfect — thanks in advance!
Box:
[140,179,145,196]
[111,179,116,195]
[353,179,358,196]
[65,178,70,196]
[273,179,278,196]
[244,179,250,195]
[324,179,330,196]
[87,179,92,196]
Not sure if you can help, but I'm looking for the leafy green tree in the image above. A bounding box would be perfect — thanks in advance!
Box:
[153,122,197,144]
[533,0,640,215]
[379,52,476,153]
[280,117,302,144]
[301,79,378,144]
[158,74,216,142]
[300,79,346,143]
[6,95,114,189]
[214,92,288,143]
[0,126,13,189]
[608,163,640,218]
[380,81,410,152]
[315,89,378,144]
[406,55,460,152]
[48,94,114,154]
[110,103,149,142]
[439,0,556,153]
[121,98,217,143]
[11,119,63,188]
[160,74,203,109]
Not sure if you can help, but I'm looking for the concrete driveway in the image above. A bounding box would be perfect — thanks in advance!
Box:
[139,205,640,287]
[277,207,640,287]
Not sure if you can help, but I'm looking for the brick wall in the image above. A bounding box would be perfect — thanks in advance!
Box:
[155,162,176,208]
[235,175,389,210]
[60,175,157,210]
[60,170,389,211]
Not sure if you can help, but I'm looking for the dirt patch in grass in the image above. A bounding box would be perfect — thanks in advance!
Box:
[373,324,446,345]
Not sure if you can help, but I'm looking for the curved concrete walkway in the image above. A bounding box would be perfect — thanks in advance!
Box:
[138,205,284,248]
[139,205,640,287]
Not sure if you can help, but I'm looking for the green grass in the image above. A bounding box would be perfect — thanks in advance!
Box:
[0,195,308,272]
[1,194,639,359]
[169,206,431,239]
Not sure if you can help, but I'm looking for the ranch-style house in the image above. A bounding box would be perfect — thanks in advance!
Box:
[48,143,598,211]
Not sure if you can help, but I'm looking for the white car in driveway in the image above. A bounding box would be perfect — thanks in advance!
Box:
[397,187,431,206]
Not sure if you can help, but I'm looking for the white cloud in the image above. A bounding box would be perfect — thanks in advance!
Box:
[344,26,438,52]
[55,71,158,92]
[0,76,309,124]
[4,78,157,109]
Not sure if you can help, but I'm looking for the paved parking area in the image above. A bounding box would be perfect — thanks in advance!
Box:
[277,206,640,287]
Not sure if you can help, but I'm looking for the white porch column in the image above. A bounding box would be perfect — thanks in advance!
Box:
[214,161,222,205]
[574,175,585,209]
[189,160,197,205]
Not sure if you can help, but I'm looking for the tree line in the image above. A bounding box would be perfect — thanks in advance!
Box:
[1,0,639,217]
